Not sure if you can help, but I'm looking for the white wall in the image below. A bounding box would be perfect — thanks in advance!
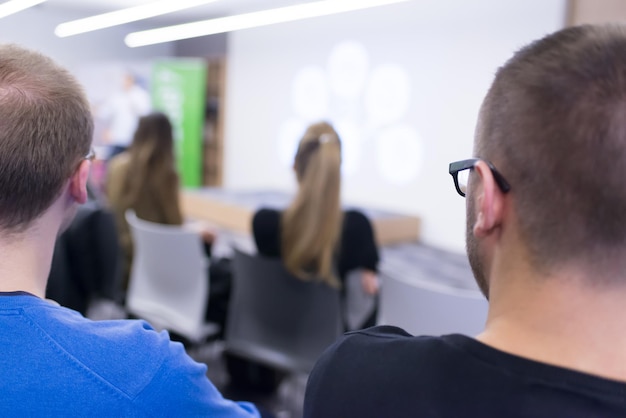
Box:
[224,0,566,253]
[0,6,173,68]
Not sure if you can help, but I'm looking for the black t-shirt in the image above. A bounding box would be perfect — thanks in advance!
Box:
[304,326,626,417]
[252,208,379,280]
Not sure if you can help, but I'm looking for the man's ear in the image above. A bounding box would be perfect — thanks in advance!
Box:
[471,161,505,238]
[69,160,90,205]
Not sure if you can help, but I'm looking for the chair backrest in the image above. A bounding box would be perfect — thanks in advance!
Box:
[226,250,342,374]
[125,210,209,342]
[378,273,488,336]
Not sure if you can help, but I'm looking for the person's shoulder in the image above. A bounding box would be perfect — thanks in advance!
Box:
[34,305,181,394]
[316,325,446,368]
[343,209,373,231]
[347,324,412,338]
[336,324,440,348]
[341,209,377,246]
[252,208,282,257]
[304,325,451,416]
[253,207,280,222]
[344,208,370,222]
[26,304,260,416]
[312,325,459,380]
[252,207,281,232]
[43,304,171,356]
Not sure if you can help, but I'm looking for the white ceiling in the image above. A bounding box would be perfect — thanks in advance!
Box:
[40,0,315,25]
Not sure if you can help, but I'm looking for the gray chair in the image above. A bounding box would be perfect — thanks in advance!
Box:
[225,250,342,374]
[378,272,488,336]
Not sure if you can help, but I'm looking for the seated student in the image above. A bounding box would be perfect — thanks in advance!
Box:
[253,121,380,325]
[106,112,215,284]
[106,113,230,329]
[0,43,260,416]
[226,122,380,392]
[304,24,626,417]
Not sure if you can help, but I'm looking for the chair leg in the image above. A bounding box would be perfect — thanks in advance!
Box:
[274,373,307,418]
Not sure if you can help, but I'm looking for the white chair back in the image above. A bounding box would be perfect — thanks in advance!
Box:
[378,273,488,336]
[125,210,218,343]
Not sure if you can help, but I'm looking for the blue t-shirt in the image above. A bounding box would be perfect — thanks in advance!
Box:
[0,293,259,417]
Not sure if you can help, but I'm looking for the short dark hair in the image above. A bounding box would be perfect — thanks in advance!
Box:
[479,24,626,269]
[0,44,93,232]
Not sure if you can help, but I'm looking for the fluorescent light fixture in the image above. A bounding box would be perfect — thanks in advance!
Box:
[0,0,47,19]
[125,0,409,47]
[55,0,221,38]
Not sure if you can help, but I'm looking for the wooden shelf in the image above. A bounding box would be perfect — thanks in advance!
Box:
[202,58,226,187]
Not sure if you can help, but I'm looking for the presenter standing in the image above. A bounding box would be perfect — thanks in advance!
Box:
[99,72,151,159]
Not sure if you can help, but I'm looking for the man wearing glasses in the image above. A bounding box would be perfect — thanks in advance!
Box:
[304,24,626,417]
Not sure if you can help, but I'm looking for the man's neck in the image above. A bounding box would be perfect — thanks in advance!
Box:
[0,222,57,298]
[478,262,626,382]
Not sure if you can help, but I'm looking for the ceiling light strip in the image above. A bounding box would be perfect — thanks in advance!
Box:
[0,0,47,19]
[125,0,409,47]
[55,0,221,38]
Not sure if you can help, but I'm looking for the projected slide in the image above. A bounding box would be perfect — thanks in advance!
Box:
[278,40,423,185]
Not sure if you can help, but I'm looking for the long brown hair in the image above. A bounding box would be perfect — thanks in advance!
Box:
[120,112,177,208]
[281,121,342,287]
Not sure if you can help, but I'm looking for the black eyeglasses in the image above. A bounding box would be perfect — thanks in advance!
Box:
[448,158,511,197]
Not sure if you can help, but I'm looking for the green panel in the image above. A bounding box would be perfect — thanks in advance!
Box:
[152,60,207,187]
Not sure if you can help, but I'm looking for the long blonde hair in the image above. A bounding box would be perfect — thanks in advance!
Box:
[281,121,342,287]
